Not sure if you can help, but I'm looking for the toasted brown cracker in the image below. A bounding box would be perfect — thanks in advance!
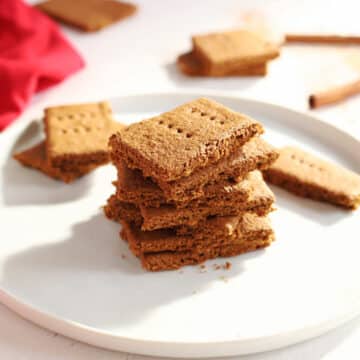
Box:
[121,212,273,257]
[114,137,278,206]
[109,97,263,182]
[192,30,279,76]
[105,171,274,230]
[36,0,137,32]
[104,194,142,226]
[140,171,275,230]
[13,141,97,183]
[45,101,123,170]
[264,146,360,209]
[177,51,267,77]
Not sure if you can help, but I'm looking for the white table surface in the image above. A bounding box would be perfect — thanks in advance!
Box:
[3,0,360,358]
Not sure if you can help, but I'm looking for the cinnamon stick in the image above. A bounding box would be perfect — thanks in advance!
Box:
[309,79,360,109]
[285,34,360,45]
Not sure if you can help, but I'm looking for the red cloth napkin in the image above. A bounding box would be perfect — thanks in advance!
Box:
[0,0,85,130]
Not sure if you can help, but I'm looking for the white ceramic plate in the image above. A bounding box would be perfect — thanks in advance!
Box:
[0,93,359,358]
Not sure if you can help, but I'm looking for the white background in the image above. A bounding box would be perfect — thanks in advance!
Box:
[2,0,360,358]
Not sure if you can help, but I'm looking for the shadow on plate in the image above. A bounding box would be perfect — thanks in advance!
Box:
[272,186,351,226]
[2,120,93,206]
[164,63,261,91]
[1,212,268,327]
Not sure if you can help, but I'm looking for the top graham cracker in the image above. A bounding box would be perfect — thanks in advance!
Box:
[109,97,264,182]
[45,101,123,168]
[192,30,280,75]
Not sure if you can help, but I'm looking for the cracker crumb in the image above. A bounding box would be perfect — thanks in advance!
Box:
[213,264,221,270]
[224,261,232,270]
[121,254,127,259]
[200,264,206,269]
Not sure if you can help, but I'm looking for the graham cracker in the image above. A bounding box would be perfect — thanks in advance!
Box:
[36,0,137,32]
[44,101,123,170]
[177,51,267,77]
[109,97,264,182]
[140,171,275,231]
[264,146,360,210]
[121,212,273,256]
[104,194,142,226]
[114,137,278,206]
[192,30,280,76]
[13,141,97,183]
[106,171,274,230]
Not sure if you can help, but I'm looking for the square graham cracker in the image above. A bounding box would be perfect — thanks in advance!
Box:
[121,214,274,271]
[105,171,275,231]
[114,137,278,207]
[264,146,360,210]
[121,212,273,256]
[177,51,267,77]
[13,142,97,183]
[109,97,264,182]
[44,101,123,170]
[36,0,137,32]
[139,171,275,231]
[192,30,279,76]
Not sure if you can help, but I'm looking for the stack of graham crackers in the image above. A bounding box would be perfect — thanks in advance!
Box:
[14,102,122,182]
[178,30,280,77]
[105,98,279,271]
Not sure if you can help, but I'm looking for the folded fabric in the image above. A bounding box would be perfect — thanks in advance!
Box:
[0,0,85,130]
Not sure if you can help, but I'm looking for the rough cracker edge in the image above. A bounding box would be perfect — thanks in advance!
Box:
[139,236,275,271]
[132,227,274,256]
[158,147,279,199]
[139,197,274,231]
[264,168,360,210]
[109,122,263,183]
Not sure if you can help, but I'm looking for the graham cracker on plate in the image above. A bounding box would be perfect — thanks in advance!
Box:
[177,51,267,77]
[121,215,274,271]
[192,30,280,76]
[44,101,123,170]
[114,137,278,206]
[109,97,264,182]
[13,141,97,183]
[121,212,274,256]
[139,171,275,231]
[104,194,143,227]
[264,146,360,209]
[36,0,137,32]
[105,171,275,231]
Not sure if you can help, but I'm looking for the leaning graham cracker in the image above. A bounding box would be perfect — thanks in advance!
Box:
[36,0,137,32]
[264,146,360,209]
[121,212,273,256]
[109,97,264,182]
[192,30,280,76]
[177,51,267,77]
[45,101,123,170]
[13,142,97,183]
[140,171,275,231]
[114,137,278,206]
